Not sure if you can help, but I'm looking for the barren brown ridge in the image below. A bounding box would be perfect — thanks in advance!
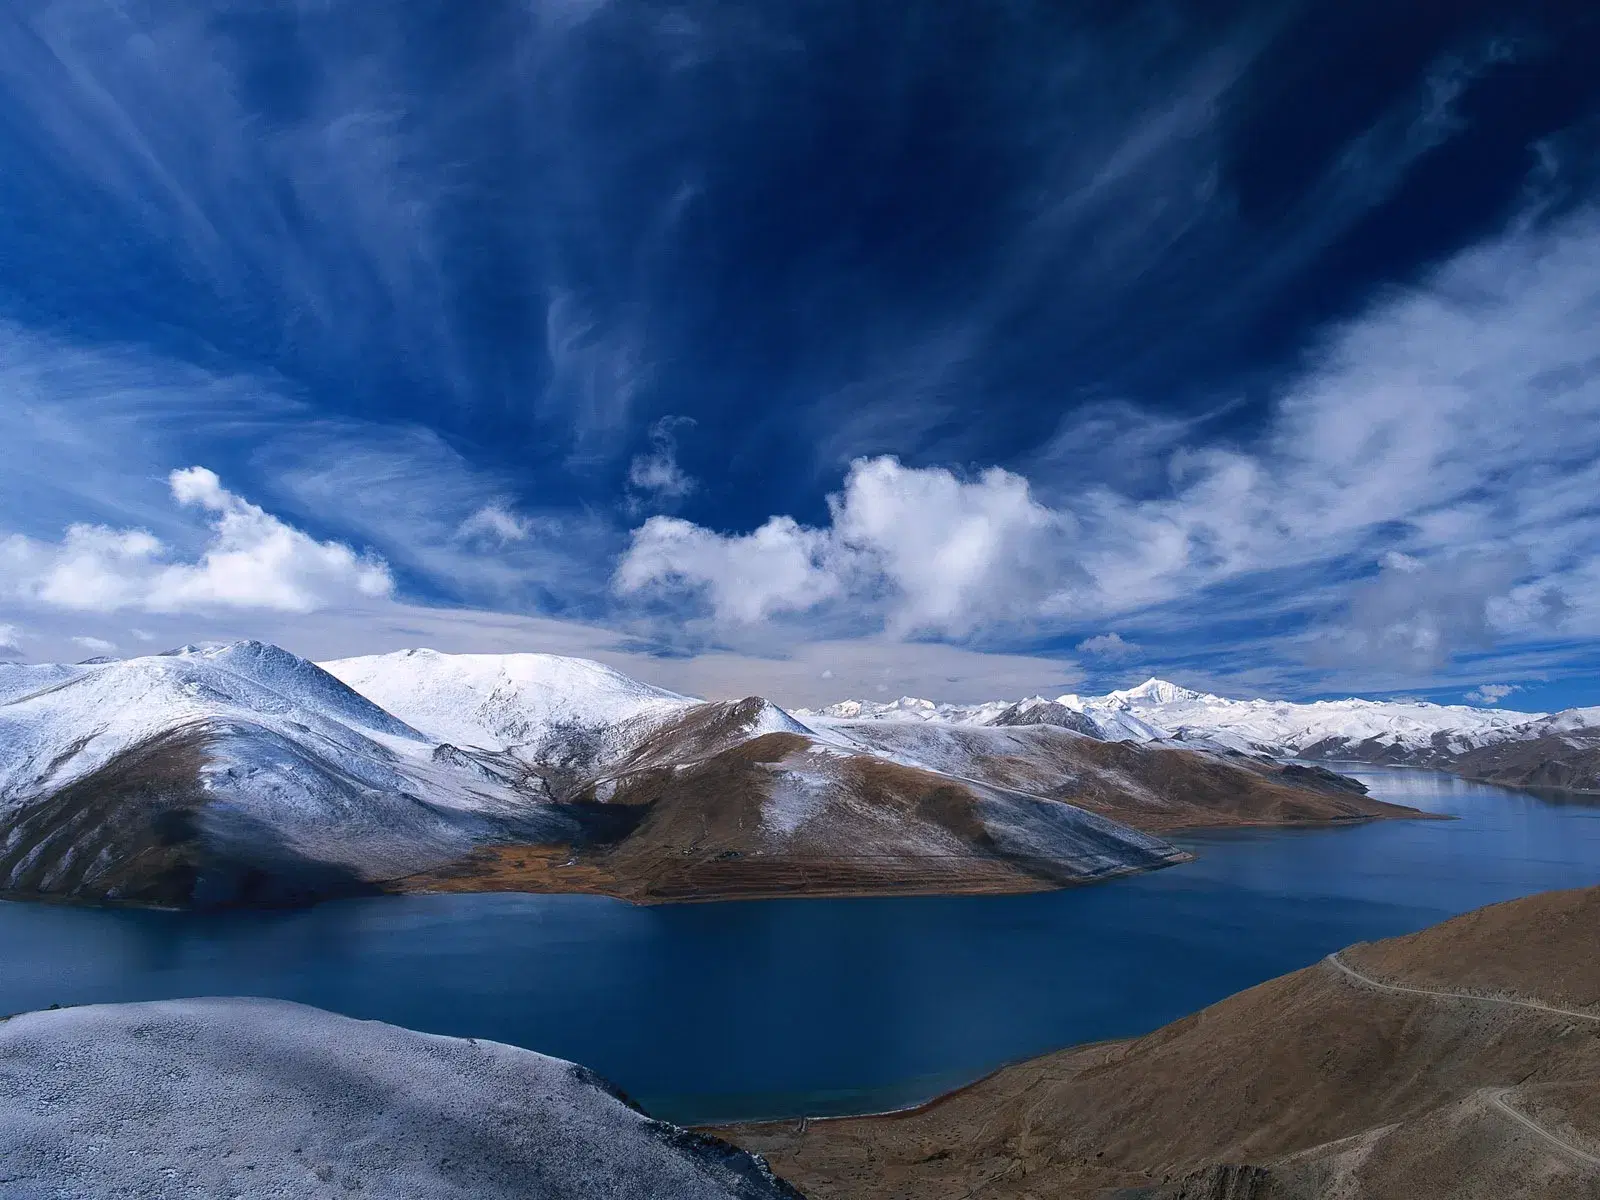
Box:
[722,885,1600,1199]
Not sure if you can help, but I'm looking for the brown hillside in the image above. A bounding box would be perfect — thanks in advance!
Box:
[393,732,1188,903]
[723,885,1600,1199]
[1451,732,1600,794]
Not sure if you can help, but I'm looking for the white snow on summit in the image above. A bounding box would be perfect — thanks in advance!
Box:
[321,648,698,757]
[0,642,571,889]
[0,641,431,808]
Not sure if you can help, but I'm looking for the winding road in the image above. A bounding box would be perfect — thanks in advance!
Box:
[1325,949,1600,1171]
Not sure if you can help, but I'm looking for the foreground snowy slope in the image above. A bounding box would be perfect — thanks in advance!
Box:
[803,677,1548,764]
[0,998,802,1200]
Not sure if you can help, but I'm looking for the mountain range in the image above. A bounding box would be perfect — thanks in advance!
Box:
[803,678,1600,790]
[3,643,1540,910]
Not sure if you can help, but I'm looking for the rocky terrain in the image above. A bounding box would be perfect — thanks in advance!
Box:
[0,996,803,1199]
[0,644,1423,910]
[1447,708,1600,792]
[723,885,1600,1199]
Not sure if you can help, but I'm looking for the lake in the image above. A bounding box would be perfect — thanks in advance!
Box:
[3,765,1598,1125]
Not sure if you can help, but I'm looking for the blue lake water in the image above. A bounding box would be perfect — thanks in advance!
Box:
[3,765,1599,1125]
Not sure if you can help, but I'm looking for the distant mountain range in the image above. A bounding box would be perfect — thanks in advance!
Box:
[801,677,1600,790]
[0,645,1490,910]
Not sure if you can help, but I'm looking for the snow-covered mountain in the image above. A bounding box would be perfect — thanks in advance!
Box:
[0,642,576,905]
[1444,705,1600,793]
[0,648,1431,910]
[800,677,1551,764]
[320,648,698,761]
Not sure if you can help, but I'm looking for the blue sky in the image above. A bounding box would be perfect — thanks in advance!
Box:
[1,0,1598,711]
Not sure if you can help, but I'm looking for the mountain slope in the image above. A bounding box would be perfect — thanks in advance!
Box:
[812,720,1414,831]
[1448,709,1600,793]
[358,659,1421,904]
[389,704,1192,904]
[725,885,1600,1200]
[0,997,802,1199]
[321,648,698,764]
[2,647,1425,910]
[0,643,573,906]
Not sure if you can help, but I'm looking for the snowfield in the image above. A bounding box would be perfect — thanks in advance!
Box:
[0,997,801,1199]
[322,648,701,767]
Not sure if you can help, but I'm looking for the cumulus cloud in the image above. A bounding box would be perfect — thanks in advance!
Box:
[1076,632,1141,661]
[0,622,23,656]
[614,514,842,623]
[615,203,1600,668]
[0,468,392,614]
[1465,683,1519,705]
[616,456,1077,636]
[70,635,116,655]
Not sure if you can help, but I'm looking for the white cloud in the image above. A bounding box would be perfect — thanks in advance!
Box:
[1306,551,1531,672]
[70,635,116,655]
[627,416,696,504]
[831,458,1072,636]
[456,505,534,545]
[1076,631,1141,660]
[1465,683,1519,705]
[1,468,392,615]
[615,515,842,623]
[616,456,1074,636]
[615,203,1600,666]
[0,623,24,656]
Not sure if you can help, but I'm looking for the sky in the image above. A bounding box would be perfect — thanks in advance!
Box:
[1,0,1598,711]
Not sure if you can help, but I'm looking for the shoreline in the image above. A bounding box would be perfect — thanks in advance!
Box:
[1313,757,1600,798]
[0,799,1446,914]
[696,1037,1135,1133]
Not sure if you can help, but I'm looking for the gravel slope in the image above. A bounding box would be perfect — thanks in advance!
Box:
[0,997,802,1200]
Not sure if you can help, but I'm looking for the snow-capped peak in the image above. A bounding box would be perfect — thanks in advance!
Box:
[0,641,433,808]
[1104,678,1210,706]
[319,648,699,754]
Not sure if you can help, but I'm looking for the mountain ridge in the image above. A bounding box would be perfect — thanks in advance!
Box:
[799,676,1600,788]
[723,885,1600,1199]
[0,646,1428,909]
